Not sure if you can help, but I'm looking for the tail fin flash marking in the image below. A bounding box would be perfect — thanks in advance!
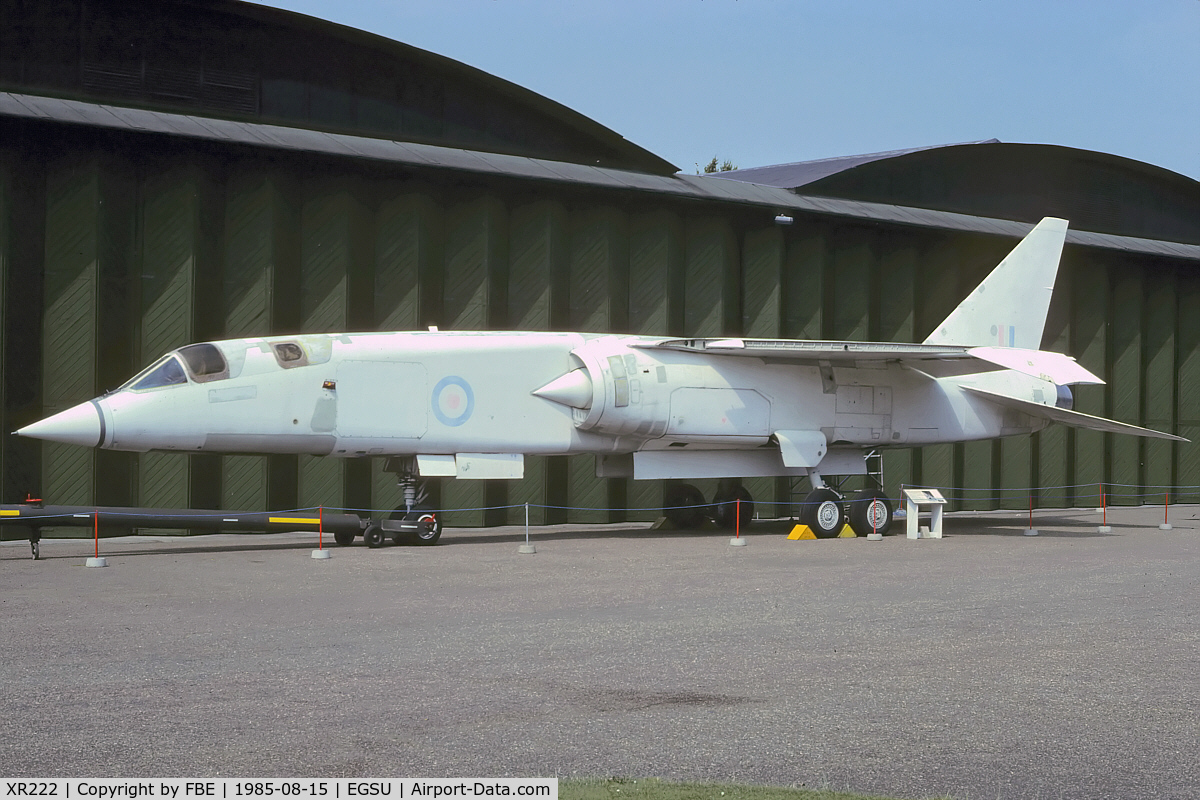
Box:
[925,217,1068,350]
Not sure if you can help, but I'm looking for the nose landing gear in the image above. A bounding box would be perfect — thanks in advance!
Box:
[358,457,444,547]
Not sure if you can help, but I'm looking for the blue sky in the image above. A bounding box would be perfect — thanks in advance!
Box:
[251,0,1200,179]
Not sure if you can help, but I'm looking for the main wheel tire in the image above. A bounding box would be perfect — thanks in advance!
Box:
[333,530,356,547]
[713,486,754,530]
[801,488,845,538]
[664,483,707,529]
[363,523,385,549]
[849,489,893,536]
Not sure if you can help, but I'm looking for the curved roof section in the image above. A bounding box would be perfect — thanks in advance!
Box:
[710,140,1001,190]
[0,0,676,174]
[712,141,1200,245]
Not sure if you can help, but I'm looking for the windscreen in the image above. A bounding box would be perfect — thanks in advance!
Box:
[128,355,188,391]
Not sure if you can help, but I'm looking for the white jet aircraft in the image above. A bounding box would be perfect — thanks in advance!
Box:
[18,218,1183,543]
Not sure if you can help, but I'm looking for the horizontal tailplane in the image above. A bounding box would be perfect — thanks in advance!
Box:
[961,385,1186,441]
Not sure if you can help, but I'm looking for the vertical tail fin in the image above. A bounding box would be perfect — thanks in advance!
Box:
[923,217,1068,349]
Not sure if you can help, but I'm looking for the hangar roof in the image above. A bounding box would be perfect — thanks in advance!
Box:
[710,140,1200,246]
[4,90,1199,264]
[706,140,1002,189]
[0,0,675,174]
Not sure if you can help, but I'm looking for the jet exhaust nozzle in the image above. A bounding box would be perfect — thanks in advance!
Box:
[532,369,593,409]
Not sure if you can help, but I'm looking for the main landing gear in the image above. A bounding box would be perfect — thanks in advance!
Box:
[664,479,755,531]
[799,470,894,538]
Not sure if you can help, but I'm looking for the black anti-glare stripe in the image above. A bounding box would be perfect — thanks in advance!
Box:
[90,399,106,448]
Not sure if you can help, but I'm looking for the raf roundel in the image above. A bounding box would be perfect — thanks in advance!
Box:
[431,376,475,427]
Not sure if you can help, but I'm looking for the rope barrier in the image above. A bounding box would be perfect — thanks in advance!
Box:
[12,482,1200,532]
[11,490,1200,521]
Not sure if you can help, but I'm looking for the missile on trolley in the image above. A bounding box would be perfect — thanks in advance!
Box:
[16,218,1185,540]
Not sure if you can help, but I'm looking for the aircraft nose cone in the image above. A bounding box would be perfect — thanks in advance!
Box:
[16,401,104,447]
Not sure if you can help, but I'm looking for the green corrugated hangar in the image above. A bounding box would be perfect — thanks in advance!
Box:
[3,0,1200,525]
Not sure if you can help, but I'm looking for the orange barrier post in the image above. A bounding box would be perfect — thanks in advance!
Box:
[86,509,108,567]
[311,505,332,560]
[1161,492,1173,530]
[729,497,747,547]
[1023,494,1039,536]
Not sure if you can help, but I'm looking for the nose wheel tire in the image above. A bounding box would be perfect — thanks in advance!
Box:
[389,505,443,546]
[802,488,845,538]
[408,508,443,546]
[333,530,356,546]
[849,489,893,536]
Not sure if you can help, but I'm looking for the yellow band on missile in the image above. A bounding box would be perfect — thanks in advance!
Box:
[268,516,321,525]
[0,509,20,516]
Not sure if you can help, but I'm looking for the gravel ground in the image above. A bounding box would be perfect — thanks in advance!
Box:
[2,505,1198,799]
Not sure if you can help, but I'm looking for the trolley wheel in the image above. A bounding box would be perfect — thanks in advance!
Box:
[802,488,845,538]
[363,523,385,549]
[333,530,356,547]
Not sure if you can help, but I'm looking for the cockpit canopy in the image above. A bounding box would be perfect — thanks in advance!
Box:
[123,343,229,391]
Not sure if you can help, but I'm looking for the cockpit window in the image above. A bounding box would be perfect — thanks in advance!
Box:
[272,342,309,368]
[178,343,229,383]
[130,355,188,391]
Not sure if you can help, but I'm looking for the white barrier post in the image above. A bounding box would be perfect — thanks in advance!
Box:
[1098,486,1112,533]
[518,502,536,554]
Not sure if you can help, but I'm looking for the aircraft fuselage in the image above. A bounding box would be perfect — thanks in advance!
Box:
[33,330,1055,482]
